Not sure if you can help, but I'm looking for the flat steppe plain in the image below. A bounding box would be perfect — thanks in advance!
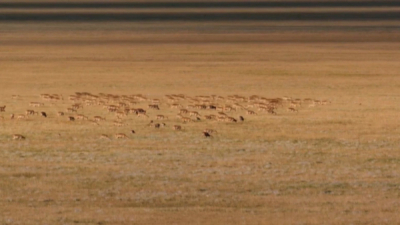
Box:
[1,20,400,224]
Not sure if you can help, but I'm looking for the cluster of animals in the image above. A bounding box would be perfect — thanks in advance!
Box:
[0,93,330,140]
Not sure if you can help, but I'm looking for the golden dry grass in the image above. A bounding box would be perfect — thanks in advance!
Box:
[1,24,400,224]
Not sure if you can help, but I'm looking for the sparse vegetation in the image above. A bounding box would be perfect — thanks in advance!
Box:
[1,2,400,224]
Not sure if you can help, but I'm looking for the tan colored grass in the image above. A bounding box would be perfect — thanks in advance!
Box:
[1,27,400,224]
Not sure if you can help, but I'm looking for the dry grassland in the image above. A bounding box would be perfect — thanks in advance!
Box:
[1,26,400,224]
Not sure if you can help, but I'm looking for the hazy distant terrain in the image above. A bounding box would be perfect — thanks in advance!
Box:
[1,1,400,225]
[1,1,400,25]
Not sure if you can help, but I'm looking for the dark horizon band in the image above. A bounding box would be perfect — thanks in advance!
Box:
[1,12,400,22]
[1,1,400,9]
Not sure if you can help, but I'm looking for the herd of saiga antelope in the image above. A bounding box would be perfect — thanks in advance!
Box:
[0,92,330,140]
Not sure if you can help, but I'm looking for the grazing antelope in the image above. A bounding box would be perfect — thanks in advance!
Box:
[204,115,214,120]
[115,111,127,118]
[215,96,225,101]
[113,121,124,127]
[203,132,212,138]
[114,133,128,139]
[179,109,189,114]
[123,108,131,115]
[107,105,118,113]
[41,112,47,118]
[288,107,298,112]
[308,101,316,107]
[208,105,217,110]
[218,112,227,116]
[148,104,160,110]
[86,100,96,106]
[151,98,161,104]
[17,114,27,120]
[12,134,26,140]
[165,95,176,102]
[173,125,183,130]
[320,100,331,105]
[170,103,182,109]
[246,110,256,115]
[93,116,106,122]
[57,111,65,116]
[99,134,110,140]
[189,111,201,117]
[71,103,82,110]
[232,103,244,110]
[217,116,227,122]
[68,116,75,121]
[156,115,168,120]
[0,105,6,112]
[268,108,277,115]
[258,106,269,112]
[194,104,207,110]
[118,102,128,108]
[128,101,138,106]
[10,114,14,120]
[203,129,217,134]
[25,109,36,116]
[136,108,147,115]
[239,116,245,122]
[29,102,43,107]
[67,108,77,113]
[248,95,260,101]
[134,95,147,102]
[289,100,301,108]
[224,106,234,112]
[176,114,184,119]
[216,106,224,111]
[75,114,88,120]
[147,120,154,127]
[225,117,237,123]
[303,98,313,103]
[181,117,192,123]
[129,108,139,115]
[153,123,166,129]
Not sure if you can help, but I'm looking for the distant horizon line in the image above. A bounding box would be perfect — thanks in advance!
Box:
[2,1,400,9]
[1,12,400,22]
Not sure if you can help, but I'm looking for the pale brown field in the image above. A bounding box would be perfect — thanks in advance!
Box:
[1,19,400,225]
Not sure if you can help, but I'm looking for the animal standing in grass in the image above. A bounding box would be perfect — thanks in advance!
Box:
[13,134,26,140]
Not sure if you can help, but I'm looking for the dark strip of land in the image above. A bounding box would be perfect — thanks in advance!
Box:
[1,1,400,9]
[1,12,400,21]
